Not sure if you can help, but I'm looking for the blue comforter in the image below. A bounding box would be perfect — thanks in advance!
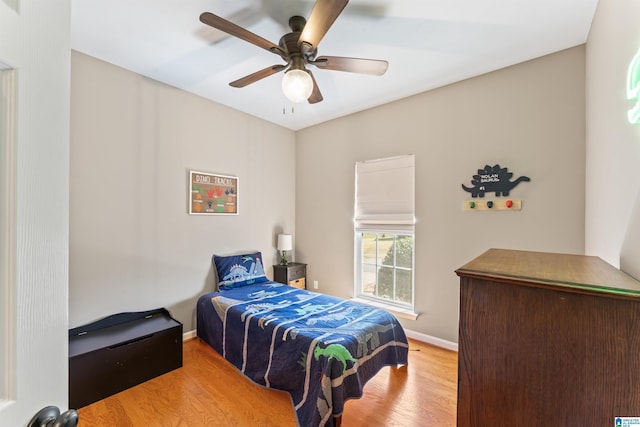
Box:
[196,281,409,426]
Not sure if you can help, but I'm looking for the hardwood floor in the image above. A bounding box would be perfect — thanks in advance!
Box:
[77,338,457,426]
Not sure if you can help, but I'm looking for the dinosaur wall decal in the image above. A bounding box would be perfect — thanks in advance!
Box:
[462,164,530,198]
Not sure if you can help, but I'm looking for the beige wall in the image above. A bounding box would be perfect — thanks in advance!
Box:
[70,51,296,330]
[586,0,640,279]
[60,0,640,362]
[296,47,586,343]
[70,45,589,343]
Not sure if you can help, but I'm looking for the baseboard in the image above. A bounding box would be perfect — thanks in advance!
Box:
[183,327,458,351]
[404,328,458,352]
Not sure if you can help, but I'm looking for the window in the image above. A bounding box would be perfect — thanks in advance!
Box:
[354,155,415,310]
[356,232,413,307]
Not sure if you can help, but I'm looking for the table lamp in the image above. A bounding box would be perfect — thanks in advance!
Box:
[277,234,293,265]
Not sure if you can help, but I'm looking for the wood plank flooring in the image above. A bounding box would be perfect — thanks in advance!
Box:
[77,338,457,426]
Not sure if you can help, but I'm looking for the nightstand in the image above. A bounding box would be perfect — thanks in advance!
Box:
[273,262,307,289]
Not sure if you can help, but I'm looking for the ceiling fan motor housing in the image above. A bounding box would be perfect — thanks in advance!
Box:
[279,17,317,63]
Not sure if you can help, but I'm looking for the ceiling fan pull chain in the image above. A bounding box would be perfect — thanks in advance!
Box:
[281,102,296,115]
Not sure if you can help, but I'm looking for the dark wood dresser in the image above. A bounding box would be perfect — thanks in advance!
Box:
[455,248,640,427]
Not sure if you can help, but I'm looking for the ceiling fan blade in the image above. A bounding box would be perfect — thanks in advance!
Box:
[200,12,285,57]
[229,65,287,88]
[307,70,323,104]
[298,0,349,49]
[312,56,388,75]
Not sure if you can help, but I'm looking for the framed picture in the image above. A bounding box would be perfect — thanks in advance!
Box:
[189,170,238,215]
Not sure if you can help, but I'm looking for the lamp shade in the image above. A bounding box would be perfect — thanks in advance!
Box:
[282,69,313,103]
[277,234,293,251]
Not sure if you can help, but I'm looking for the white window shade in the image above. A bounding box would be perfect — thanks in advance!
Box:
[355,154,415,231]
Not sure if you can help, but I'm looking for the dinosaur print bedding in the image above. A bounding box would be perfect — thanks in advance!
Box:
[196,281,409,427]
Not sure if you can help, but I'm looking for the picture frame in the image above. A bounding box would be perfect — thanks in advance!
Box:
[189,170,238,215]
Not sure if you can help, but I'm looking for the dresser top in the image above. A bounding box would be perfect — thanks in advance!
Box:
[456,248,640,298]
[273,262,306,268]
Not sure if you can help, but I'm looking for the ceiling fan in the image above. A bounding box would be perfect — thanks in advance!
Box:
[199,0,389,104]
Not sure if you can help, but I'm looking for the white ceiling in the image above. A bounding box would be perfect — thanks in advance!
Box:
[70,0,598,131]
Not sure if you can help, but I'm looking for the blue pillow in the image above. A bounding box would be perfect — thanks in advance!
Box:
[213,252,268,290]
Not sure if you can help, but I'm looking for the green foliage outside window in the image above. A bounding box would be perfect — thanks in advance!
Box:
[376,235,413,304]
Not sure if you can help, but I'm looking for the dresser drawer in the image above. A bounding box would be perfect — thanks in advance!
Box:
[288,265,306,280]
[289,278,305,289]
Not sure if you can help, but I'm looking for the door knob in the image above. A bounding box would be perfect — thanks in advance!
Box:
[28,406,78,427]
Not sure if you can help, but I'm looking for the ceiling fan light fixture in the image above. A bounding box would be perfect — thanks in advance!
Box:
[282,68,313,103]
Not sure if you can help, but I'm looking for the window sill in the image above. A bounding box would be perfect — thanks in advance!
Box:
[352,297,420,321]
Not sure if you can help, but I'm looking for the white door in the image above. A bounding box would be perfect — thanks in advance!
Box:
[0,0,71,425]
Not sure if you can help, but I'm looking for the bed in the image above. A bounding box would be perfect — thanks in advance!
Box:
[196,252,409,427]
